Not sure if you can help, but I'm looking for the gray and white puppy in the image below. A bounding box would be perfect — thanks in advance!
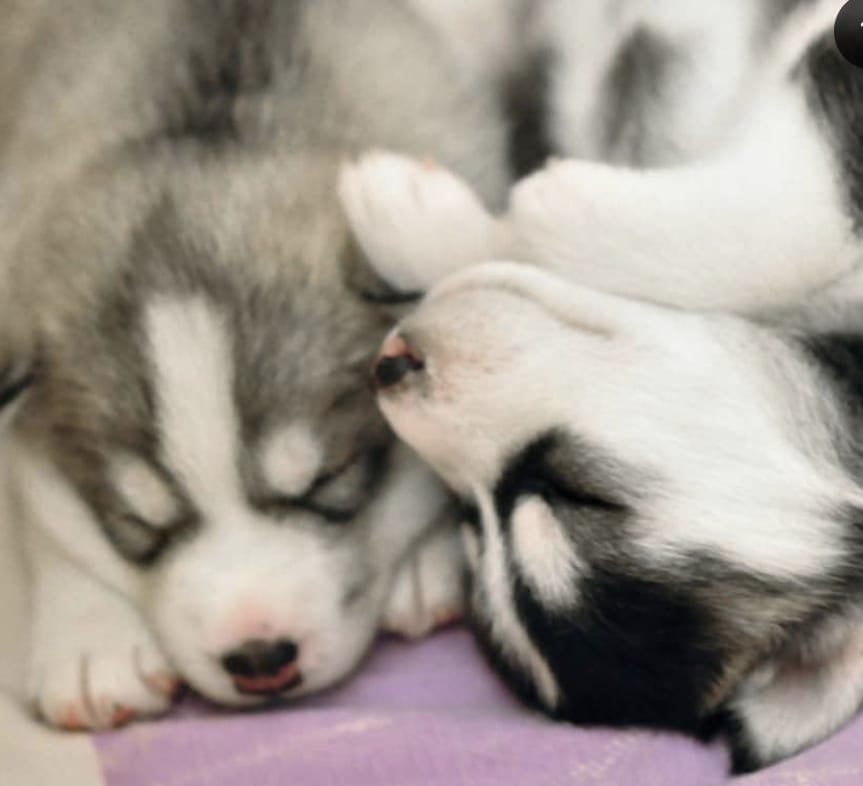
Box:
[0,0,519,730]
[345,0,863,773]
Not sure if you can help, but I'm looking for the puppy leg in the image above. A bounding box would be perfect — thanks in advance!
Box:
[381,518,465,639]
[510,38,861,313]
[26,529,179,730]
[720,619,863,772]
[339,152,509,294]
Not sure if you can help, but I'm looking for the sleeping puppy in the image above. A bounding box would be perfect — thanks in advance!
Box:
[0,0,521,730]
[341,0,863,772]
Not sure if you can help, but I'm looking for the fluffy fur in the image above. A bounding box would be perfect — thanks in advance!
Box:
[345,0,863,773]
[0,0,521,729]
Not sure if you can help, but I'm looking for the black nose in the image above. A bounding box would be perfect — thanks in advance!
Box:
[374,334,424,388]
[221,639,298,679]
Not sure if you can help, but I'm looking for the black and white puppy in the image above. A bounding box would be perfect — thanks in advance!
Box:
[341,0,863,772]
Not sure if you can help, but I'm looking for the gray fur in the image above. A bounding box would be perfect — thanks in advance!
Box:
[601,27,683,165]
[2,0,507,562]
[0,0,509,715]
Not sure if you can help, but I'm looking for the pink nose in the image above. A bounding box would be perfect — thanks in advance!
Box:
[373,333,424,389]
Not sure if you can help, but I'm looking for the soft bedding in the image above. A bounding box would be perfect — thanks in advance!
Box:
[95,628,863,786]
[3,474,863,786]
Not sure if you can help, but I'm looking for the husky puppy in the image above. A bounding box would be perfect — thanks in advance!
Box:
[343,0,863,772]
[0,0,521,730]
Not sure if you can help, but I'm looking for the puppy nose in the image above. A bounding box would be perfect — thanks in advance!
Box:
[221,639,301,695]
[374,333,424,388]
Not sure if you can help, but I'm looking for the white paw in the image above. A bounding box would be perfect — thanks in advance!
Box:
[381,525,466,640]
[339,151,502,294]
[29,597,179,731]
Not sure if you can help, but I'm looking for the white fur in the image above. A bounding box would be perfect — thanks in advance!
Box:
[540,0,764,164]
[509,87,856,312]
[732,618,863,764]
[343,2,859,315]
[474,488,560,710]
[460,523,481,573]
[339,151,504,294]
[385,264,850,580]
[405,0,526,80]
[381,520,465,639]
[8,298,457,725]
[510,496,582,610]
[26,528,175,730]
[350,0,863,767]
[12,445,142,600]
[145,297,244,517]
[109,456,178,528]
[259,423,324,497]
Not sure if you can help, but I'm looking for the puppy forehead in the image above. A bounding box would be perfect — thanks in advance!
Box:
[144,295,244,515]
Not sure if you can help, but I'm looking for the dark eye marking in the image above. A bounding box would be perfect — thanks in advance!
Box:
[495,432,629,520]
[0,366,35,410]
[461,500,482,535]
[104,511,197,566]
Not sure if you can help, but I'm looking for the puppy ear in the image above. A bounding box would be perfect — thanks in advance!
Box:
[715,618,863,773]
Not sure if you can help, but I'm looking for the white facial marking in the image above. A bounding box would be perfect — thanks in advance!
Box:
[260,423,324,497]
[110,455,178,527]
[510,496,581,610]
[145,297,244,519]
[475,489,560,709]
[460,524,480,572]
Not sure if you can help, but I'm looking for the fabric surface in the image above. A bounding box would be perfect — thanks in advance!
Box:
[95,627,863,786]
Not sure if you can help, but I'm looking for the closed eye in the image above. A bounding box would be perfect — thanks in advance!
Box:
[257,450,384,524]
[108,511,195,565]
[521,471,626,513]
[495,433,629,519]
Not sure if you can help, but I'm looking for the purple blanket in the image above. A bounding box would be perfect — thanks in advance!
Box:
[96,628,863,786]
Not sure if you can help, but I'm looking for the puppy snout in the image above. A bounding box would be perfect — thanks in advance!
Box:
[374,333,424,389]
[221,638,301,695]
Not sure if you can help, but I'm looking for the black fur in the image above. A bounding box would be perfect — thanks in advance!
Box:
[460,500,481,536]
[504,49,556,178]
[797,33,863,232]
[511,567,724,732]
[804,332,863,408]
[494,431,632,522]
[0,367,34,411]
[802,332,863,480]
[487,432,725,732]
[465,587,546,713]
[705,708,764,774]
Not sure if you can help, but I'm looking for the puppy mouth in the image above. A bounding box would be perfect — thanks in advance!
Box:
[230,663,303,697]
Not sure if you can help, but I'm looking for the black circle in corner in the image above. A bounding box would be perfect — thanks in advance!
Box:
[836,0,863,69]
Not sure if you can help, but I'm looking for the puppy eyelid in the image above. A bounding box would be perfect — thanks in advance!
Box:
[526,471,626,513]
[257,455,365,523]
[305,455,357,495]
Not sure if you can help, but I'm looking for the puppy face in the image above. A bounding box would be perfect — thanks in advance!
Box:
[375,262,863,769]
[7,159,442,705]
